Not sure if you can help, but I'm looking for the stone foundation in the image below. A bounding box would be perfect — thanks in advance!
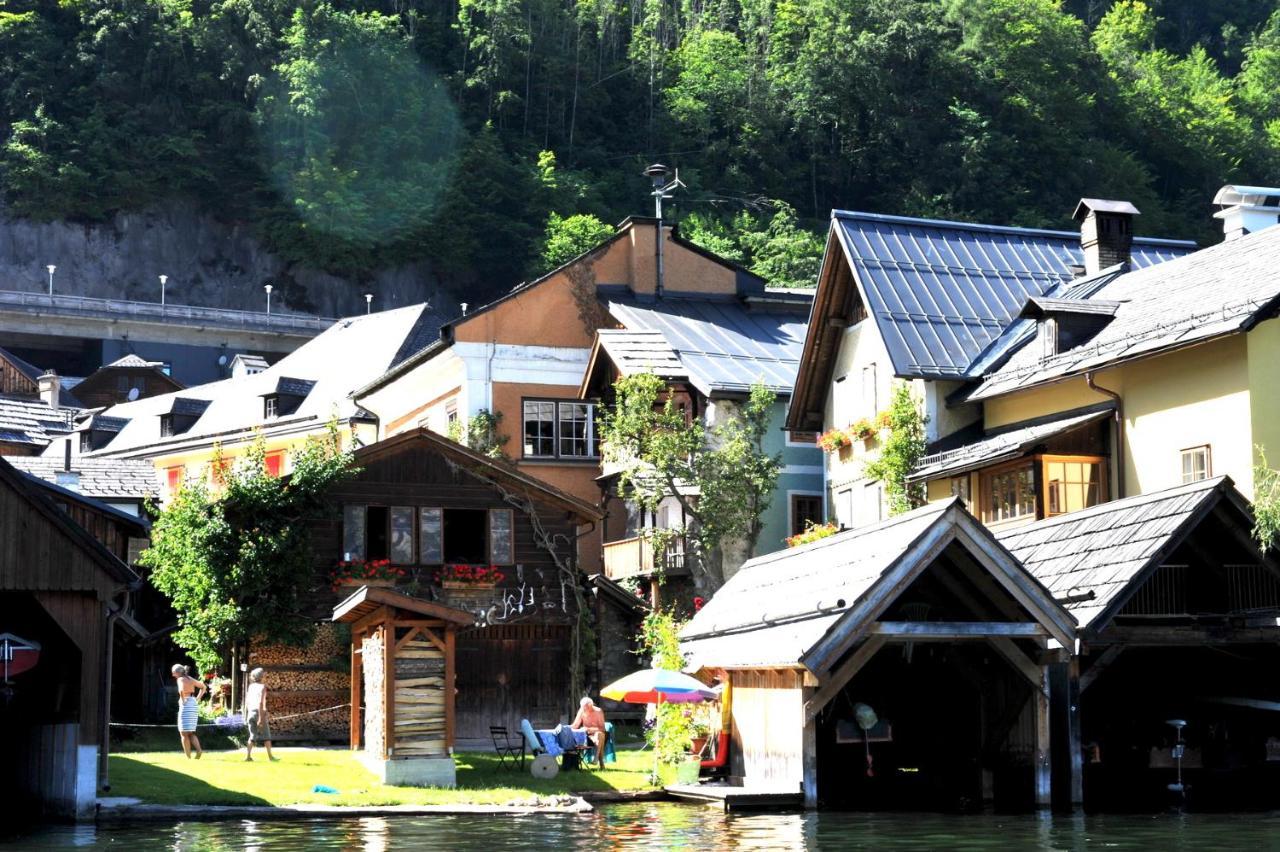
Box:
[358,753,457,788]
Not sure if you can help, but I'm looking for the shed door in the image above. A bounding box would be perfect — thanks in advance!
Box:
[454,624,570,739]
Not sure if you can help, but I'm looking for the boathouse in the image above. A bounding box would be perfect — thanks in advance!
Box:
[999,477,1280,811]
[0,457,139,819]
[680,498,1075,810]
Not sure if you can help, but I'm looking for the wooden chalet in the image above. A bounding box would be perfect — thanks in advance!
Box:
[0,457,140,820]
[680,499,1075,811]
[999,477,1280,810]
[333,585,472,786]
[259,428,609,743]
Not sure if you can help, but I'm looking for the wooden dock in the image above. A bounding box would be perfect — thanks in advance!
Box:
[664,783,805,812]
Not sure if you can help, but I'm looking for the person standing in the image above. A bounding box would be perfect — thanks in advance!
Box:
[171,664,205,759]
[244,667,277,761]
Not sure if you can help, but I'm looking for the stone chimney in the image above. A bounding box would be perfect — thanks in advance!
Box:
[38,370,60,410]
[1213,185,1280,241]
[1073,198,1139,276]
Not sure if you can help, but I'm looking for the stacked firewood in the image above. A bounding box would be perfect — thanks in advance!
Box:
[392,635,447,757]
[362,631,385,757]
[249,625,349,740]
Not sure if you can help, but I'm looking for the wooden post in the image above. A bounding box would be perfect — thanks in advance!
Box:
[445,626,456,752]
[1067,657,1084,807]
[801,685,818,809]
[1034,664,1052,808]
[382,620,394,759]
[350,631,363,750]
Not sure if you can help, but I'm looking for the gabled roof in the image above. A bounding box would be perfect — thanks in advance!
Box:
[680,499,1074,673]
[169,397,212,417]
[966,224,1280,401]
[0,346,43,383]
[995,477,1263,632]
[0,396,78,448]
[603,294,811,396]
[909,406,1112,482]
[6,455,161,500]
[355,428,602,524]
[20,471,151,535]
[105,354,165,369]
[333,584,474,626]
[81,304,434,458]
[830,211,1193,380]
[590,330,687,382]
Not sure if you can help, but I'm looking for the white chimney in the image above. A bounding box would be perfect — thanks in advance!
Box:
[38,370,60,410]
[1213,185,1280,241]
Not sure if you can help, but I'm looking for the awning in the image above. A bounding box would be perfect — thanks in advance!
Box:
[909,407,1112,483]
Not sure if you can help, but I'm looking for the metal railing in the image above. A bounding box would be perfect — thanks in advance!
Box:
[0,288,336,333]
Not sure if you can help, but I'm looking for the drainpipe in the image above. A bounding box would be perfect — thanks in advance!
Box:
[655,220,664,298]
[1085,372,1125,498]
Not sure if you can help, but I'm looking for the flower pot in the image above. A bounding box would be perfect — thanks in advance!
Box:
[690,735,709,756]
[441,580,496,590]
[337,578,395,589]
[675,757,702,784]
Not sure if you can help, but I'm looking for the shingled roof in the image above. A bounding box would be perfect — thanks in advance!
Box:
[0,396,78,448]
[5,455,161,500]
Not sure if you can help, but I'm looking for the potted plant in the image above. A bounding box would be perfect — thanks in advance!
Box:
[329,558,405,591]
[435,564,506,589]
[818,427,852,454]
[690,719,713,757]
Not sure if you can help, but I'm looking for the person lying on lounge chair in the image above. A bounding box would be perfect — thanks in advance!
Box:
[570,696,606,770]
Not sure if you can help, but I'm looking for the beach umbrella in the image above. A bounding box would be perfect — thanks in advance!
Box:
[600,668,715,783]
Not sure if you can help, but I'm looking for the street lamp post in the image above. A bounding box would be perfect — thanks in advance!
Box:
[159,274,168,306]
[265,284,273,315]
[46,265,56,296]
[364,293,373,314]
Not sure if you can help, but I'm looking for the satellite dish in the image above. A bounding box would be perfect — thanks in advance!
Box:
[126,387,140,401]
[217,354,228,366]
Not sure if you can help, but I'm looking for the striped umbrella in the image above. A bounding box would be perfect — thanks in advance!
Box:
[600,668,715,783]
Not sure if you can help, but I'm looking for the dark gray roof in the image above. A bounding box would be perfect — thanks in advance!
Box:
[272,377,317,398]
[594,330,688,381]
[680,499,1075,671]
[390,305,448,368]
[604,295,811,396]
[0,396,78,447]
[5,455,161,500]
[995,477,1239,630]
[1020,297,1121,318]
[968,224,1280,401]
[0,347,43,383]
[910,408,1112,482]
[90,415,130,433]
[170,397,212,417]
[19,471,152,532]
[832,211,1194,379]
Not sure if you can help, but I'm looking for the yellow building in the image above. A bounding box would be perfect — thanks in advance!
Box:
[71,304,442,496]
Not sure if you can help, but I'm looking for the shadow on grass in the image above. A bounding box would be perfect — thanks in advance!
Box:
[455,750,670,794]
[109,755,271,806]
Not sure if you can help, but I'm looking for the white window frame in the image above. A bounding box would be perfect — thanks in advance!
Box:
[1181,445,1211,484]
[522,398,598,460]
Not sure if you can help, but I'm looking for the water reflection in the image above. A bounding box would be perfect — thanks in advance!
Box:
[14,805,1280,851]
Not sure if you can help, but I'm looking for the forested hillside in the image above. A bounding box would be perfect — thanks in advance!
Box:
[2,0,1279,300]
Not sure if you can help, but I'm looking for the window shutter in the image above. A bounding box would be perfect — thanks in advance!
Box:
[489,509,514,565]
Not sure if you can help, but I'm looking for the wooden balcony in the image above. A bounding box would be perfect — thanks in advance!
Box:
[602,535,688,581]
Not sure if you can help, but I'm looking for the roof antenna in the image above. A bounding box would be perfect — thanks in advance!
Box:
[644,164,684,298]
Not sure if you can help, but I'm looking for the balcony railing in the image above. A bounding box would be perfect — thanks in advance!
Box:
[602,535,687,581]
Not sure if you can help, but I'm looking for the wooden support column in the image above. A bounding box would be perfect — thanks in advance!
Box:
[444,627,456,753]
[802,685,818,809]
[1067,657,1084,807]
[382,621,394,759]
[1034,664,1052,809]
[350,630,363,750]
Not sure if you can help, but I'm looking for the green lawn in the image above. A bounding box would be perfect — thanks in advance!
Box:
[109,747,676,807]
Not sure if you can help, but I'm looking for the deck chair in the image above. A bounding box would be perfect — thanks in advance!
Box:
[490,725,525,770]
[699,731,730,780]
[583,721,616,766]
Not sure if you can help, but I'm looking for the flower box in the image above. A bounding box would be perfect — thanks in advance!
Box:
[441,579,496,590]
[435,564,507,588]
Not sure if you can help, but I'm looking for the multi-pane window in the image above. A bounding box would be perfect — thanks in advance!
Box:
[983,464,1037,524]
[264,396,279,419]
[950,476,971,505]
[1045,457,1106,516]
[342,505,515,565]
[790,494,825,537]
[523,400,598,459]
[1181,445,1211,484]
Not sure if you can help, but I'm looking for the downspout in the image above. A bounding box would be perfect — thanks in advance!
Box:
[655,220,664,298]
[1085,372,1125,499]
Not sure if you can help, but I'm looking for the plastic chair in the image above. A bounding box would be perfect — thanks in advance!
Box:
[700,731,729,779]
[583,721,616,766]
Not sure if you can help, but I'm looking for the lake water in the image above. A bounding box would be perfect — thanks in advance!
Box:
[12,804,1280,850]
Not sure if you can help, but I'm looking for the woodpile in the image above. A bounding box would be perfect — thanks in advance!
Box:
[392,635,447,757]
[248,626,350,740]
[250,624,345,667]
[362,630,385,758]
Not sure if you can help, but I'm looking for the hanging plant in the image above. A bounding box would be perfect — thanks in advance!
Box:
[818,427,852,453]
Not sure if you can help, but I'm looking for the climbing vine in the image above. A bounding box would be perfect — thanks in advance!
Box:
[446,408,508,459]
[1254,448,1280,552]
[638,609,696,765]
[864,382,928,516]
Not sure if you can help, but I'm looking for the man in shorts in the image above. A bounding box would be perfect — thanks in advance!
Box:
[244,667,277,761]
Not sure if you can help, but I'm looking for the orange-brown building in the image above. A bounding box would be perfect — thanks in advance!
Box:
[356,217,765,571]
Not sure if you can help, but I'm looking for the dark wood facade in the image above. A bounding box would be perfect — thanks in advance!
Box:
[257,429,606,741]
[0,458,138,820]
[0,348,39,397]
[71,364,183,409]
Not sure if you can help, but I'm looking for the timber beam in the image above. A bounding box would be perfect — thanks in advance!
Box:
[1093,625,1280,646]
[869,621,1048,639]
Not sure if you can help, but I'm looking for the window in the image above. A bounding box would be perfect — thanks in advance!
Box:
[264,452,284,478]
[790,494,825,536]
[1045,457,1106,516]
[983,463,1037,524]
[166,466,183,494]
[264,396,279,419]
[489,509,514,564]
[343,506,514,565]
[390,507,415,564]
[420,508,443,563]
[788,431,818,446]
[523,399,598,459]
[1181,445,1211,484]
[160,414,175,437]
[950,476,970,505]
[342,505,366,561]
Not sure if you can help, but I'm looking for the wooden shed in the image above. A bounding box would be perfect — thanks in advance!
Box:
[333,585,473,787]
[681,498,1075,811]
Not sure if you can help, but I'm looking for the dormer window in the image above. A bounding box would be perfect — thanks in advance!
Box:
[160,397,211,437]
[79,415,129,452]
[261,377,315,420]
[1021,297,1120,360]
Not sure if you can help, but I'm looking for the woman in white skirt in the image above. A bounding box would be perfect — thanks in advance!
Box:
[171,664,206,758]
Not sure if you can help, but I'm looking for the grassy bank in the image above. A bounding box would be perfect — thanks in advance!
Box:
[109,747,676,807]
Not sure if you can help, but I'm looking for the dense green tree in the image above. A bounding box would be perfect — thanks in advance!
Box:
[536,212,615,274]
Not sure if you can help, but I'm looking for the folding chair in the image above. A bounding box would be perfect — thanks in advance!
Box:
[490,725,525,770]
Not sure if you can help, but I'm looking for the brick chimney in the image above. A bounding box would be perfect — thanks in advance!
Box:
[38,370,60,410]
[1073,198,1139,276]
